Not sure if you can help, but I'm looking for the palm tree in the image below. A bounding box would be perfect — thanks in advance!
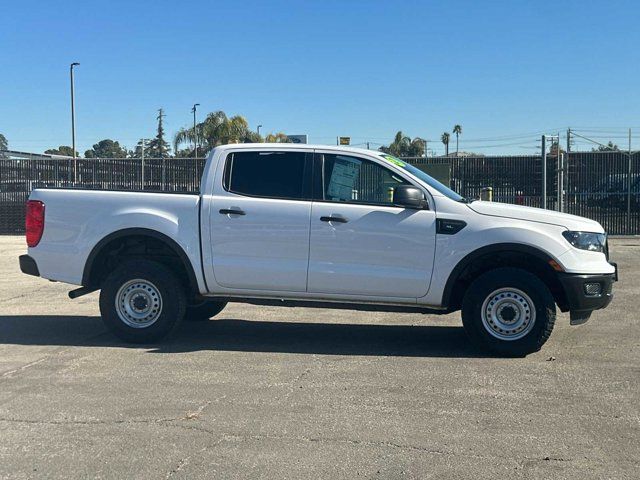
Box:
[379,131,425,157]
[408,137,426,157]
[441,132,450,156]
[173,110,255,155]
[264,132,291,143]
[452,124,462,155]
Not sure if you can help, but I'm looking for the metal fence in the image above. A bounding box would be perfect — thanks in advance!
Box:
[0,154,205,234]
[408,151,640,235]
[1,150,639,235]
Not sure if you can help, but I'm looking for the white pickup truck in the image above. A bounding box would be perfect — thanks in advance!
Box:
[20,144,617,356]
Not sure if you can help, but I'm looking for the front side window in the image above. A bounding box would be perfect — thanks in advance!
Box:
[320,154,410,206]
[224,151,309,200]
[377,153,464,201]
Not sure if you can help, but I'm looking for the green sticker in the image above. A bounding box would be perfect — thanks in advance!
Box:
[381,154,406,168]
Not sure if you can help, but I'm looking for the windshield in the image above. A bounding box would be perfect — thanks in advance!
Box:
[378,154,465,202]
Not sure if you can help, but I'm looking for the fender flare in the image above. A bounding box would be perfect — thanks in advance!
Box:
[441,242,557,309]
[81,227,199,291]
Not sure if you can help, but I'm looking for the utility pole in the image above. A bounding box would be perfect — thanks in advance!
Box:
[70,62,80,183]
[557,131,563,213]
[541,135,547,209]
[566,127,571,153]
[423,139,433,159]
[541,134,559,210]
[366,142,370,150]
[192,103,200,157]
[257,124,262,137]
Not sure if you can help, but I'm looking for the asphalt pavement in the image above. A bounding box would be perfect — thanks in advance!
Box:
[1,236,638,479]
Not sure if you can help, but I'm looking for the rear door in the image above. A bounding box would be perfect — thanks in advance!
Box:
[307,151,436,298]
[209,149,312,292]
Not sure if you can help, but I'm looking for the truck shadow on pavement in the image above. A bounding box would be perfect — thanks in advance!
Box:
[0,315,489,358]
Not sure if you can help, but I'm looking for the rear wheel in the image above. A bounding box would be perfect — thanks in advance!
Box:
[185,300,227,322]
[462,267,556,357]
[99,259,186,343]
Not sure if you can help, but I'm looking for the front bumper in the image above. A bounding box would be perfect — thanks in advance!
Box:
[19,255,40,277]
[558,263,617,325]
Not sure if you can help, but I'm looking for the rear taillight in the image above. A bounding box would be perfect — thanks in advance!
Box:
[26,200,45,247]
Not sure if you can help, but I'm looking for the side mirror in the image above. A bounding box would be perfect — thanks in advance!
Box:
[393,185,428,209]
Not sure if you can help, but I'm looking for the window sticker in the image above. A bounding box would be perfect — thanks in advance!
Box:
[327,156,362,201]
[381,154,406,168]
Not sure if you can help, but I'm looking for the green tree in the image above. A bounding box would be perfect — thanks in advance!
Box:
[549,140,565,157]
[147,108,171,158]
[441,132,450,156]
[45,146,78,157]
[244,131,263,143]
[592,141,619,152]
[173,148,196,158]
[130,139,151,158]
[0,133,7,158]
[173,110,257,155]
[452,124,462,154]
[264,132,291,143]
[379,131,425,157]
[84,139,128,158]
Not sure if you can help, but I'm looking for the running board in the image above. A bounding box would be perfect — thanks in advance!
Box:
[218,297,447,315]
[68,286,99,299]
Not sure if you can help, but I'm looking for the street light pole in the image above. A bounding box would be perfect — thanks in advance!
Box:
[192,103,200,157]
[70,62,80,183]
[257,124,262,138]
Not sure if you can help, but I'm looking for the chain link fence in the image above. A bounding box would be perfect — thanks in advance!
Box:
[1,150,639,235]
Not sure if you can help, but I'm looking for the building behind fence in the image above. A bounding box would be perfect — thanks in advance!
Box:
[1,150,639,235]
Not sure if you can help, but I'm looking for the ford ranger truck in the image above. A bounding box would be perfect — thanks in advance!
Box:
[19,144,617,356]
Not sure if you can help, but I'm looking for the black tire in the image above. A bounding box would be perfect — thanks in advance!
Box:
[185,300,227,322]
[99,259,187,343]
[461,267,556,357]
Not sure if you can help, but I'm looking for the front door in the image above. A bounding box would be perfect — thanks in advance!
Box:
[209,149,312,292]
[307,152,436,298]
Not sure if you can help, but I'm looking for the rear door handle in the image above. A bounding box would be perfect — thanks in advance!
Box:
[219,208,245,216]
[320,216,348,223]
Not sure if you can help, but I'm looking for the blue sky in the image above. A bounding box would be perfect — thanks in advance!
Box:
[1,0,639,155]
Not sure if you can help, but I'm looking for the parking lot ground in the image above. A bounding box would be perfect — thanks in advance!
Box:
[0,235,639,479]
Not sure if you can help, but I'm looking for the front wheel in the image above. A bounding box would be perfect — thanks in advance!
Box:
[461,267,556,357]
[99,259,186,343]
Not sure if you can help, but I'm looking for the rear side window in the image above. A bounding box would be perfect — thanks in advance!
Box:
[224,151,310,200]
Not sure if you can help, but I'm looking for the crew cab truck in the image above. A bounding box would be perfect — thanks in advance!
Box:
[19,144,617,356]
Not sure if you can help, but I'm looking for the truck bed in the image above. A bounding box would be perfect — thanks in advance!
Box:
[28,188,202,287]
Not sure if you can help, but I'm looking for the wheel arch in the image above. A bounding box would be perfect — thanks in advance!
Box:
[82,228,200,294]
[442,243,569,312]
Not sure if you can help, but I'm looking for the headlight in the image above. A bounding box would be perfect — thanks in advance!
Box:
[562,231,607,252]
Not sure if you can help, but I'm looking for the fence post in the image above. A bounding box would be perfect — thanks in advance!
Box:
[627,129,632,234]
[162,158,166,190]
[557,152,564,212]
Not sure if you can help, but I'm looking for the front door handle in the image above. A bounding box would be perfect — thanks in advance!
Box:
[320,215,348,223]
[219,208,246,216]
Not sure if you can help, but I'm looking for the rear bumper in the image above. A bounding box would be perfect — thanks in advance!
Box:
[558,263,616,324]
[19,255,40,277]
